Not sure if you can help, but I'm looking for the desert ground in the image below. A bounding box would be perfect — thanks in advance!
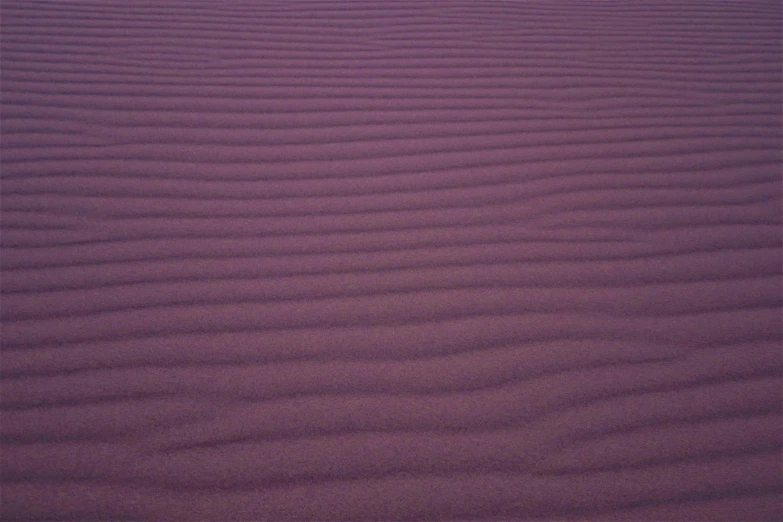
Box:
[1,1,781,520]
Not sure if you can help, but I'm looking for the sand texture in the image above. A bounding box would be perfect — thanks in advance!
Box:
[1,1,782,520]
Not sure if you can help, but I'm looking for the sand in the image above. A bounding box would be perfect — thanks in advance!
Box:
[1,0,781,520]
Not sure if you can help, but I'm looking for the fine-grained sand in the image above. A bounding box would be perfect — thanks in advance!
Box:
[1,1,781,520]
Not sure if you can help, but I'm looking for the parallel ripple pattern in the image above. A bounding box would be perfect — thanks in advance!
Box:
[1,1,781,520]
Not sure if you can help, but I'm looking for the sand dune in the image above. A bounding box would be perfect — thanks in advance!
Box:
[1,0,781,520]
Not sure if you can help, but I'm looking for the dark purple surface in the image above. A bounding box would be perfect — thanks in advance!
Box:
[1,1,781,519]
